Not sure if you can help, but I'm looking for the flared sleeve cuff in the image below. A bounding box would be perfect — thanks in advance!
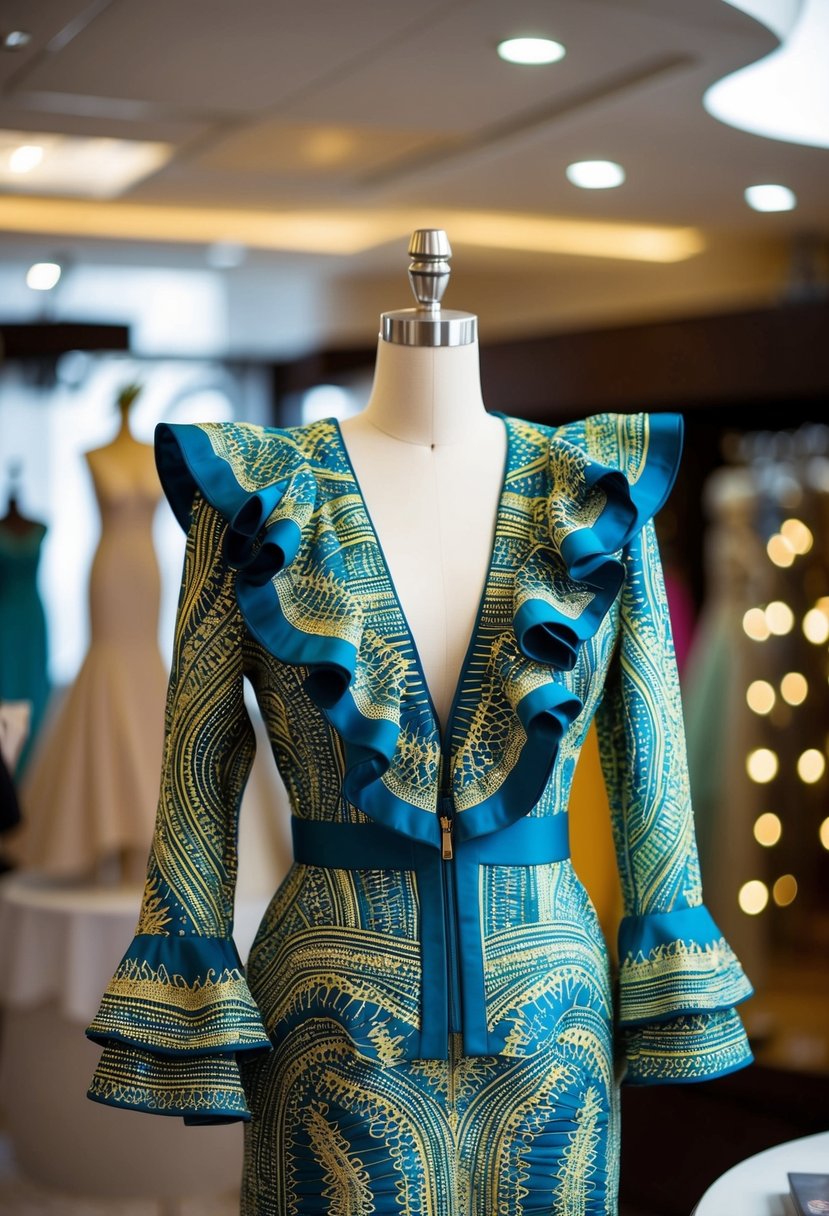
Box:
[621,1008,754,1086]
[86,935,272,1122]
[86,934,272,1056]
[87,1041,255,1123]
[616,904,754,1027]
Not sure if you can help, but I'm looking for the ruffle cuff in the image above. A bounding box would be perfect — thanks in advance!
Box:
[85,934,272,1057]
[621,1007,754,1086]
[87,1040,253,1123]
[617,904,754,1026]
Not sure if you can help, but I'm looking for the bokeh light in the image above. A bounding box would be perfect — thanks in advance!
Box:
[738,880,769,915]
[780,518,813,554]
[797,749,826,783]
[753,812,782,847]
[746,748,779,783]
[743,608,770,641]
[780,672,808,706]
[772,874,797,907]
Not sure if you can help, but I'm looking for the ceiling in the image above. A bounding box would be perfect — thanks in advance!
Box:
[0,0,827,355]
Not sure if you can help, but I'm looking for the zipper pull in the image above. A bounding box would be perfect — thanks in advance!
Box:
[439,816,453,860]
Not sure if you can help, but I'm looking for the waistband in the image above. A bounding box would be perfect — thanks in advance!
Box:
[289,813,571,1059]
[291,812,569,867]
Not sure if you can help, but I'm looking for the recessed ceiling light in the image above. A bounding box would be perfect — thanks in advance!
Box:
[9,144,43,174]
[566,160,626,189]
[0,129,172,197]
[26,262,61,291]
[2,30,32,51]
[745,183,797,212]
[497,37,565,66]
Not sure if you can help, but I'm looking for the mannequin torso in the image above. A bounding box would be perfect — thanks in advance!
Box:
[339,336,506,734]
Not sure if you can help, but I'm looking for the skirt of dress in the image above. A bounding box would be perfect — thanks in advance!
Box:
[240,1027,620,1216]
[237,856,620,1216]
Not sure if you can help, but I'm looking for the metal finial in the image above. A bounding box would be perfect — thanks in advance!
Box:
[407,229,452,313]
[381,228,477,347]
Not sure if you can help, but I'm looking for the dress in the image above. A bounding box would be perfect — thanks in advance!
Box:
[86,411,754,1215]
[16,445,168,877]
[0,520,50,776]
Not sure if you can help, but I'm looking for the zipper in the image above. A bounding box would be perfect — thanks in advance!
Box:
[439,775,463,1037]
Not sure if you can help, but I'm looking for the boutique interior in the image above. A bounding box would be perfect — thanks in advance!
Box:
[1,2,828,1214]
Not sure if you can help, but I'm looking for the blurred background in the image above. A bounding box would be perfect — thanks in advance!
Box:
[0,1,827,1213]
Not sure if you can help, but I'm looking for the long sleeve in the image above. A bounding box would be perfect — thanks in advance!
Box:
[595,516,753,1085]
[86,490,271,1122]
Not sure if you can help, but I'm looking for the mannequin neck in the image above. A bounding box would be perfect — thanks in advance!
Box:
[361,336,488,447]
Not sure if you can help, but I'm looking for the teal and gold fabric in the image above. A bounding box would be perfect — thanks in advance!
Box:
[87,411,753,1214]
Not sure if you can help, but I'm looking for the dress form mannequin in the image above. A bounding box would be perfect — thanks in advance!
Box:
[15,384,167,884]
[85,383,158,505]
[339,232,506,732]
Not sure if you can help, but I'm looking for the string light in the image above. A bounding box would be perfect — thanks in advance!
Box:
[753,812,782,846]
[803,608,829,645]
[780,518,813,554]
[746,680,776,714]
[772,874,797,907]
[765,601,795,635]
[780,672,808,706]
[797,749,825,783]
[738,880,769,915]
[819,818,829,851]
[746,749,779,783]
[743,608,770,641]
[767,534,795,567]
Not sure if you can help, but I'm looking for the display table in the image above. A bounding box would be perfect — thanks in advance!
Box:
[694,1130,829,1215]
[0,872,271,1201]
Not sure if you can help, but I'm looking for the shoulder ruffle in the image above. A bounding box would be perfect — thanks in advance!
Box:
[446,411,685,842]
[513,412,684,670]
[155,420,429,842]
[155,421,317,583]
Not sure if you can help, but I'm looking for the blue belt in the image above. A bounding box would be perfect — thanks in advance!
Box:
[291,813,571,1059]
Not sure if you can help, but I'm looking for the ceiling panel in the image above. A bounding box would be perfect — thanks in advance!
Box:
[0,0,102,89]
[277,0,771,132]
[11,0,461,112]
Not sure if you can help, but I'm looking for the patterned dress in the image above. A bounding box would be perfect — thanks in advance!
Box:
[86,411,753,1215]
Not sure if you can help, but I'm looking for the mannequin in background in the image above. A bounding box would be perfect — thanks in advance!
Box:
[0,463,50,777]
[13,384,167,884]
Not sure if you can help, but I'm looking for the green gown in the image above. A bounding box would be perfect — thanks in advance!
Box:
[87,411,753,1215]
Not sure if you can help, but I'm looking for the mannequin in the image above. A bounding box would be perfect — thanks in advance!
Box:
[84,381,159,507]
[340,341,506,732]
[15,382,167,884]
[86,232,753,1216]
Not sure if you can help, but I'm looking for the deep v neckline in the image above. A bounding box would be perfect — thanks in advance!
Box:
[329,413,513,753]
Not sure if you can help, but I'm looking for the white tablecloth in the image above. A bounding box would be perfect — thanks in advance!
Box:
[694,1130,829,1215]
[0,873,273,1199]
[0,870,269,1023]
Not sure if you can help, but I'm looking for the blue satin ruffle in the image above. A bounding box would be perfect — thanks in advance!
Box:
[617,903,754,1027]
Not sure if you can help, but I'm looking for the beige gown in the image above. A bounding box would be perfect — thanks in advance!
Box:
[14,438,168,879]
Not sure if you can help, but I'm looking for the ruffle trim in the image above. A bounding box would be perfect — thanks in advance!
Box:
[617,904,754,1027]
[621,1007,754,1086]
[156,420,443,847]
[85,933,272,1057]
[512,412,684,670]
[454,411,684,841]
[155,414,683,847]
[87,1040,253,1123]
